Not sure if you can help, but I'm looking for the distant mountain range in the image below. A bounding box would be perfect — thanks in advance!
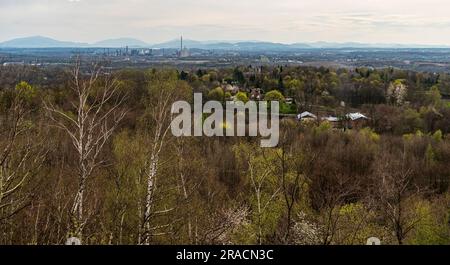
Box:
[0,36,89,48]
[1,36,449,50]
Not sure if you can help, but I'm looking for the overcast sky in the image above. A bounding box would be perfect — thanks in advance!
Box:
[1,0,450,44]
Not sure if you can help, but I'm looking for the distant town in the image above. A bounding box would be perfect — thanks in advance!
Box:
[1,36,450,72]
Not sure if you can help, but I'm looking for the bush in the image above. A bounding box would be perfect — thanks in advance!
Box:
[264,90,285,102]
[208,87,225,101]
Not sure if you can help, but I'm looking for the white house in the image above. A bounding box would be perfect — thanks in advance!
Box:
[298,111,317,121]
[346,113,369,121]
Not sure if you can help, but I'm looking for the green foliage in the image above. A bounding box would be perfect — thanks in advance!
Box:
[279,102,297,114]
[403,133,414,141]
[408,199,450,245]
[15,81,36,102]
[393,79,406,86]
[1,81,38,113]
[201,74,211,83]
[208,87,225,101]
[432,130,443,142]
[233,143,285,244]
[314,121,331,134]
[235,91,249,103]
[415,130,424,137]
[425,86,442,108]
[2,65,450,245]
[425,144,435,166]
[285,78,303,90]
[105,130,149,244]
[264,90,285,102]
[140,69,192,129]
[233,67,245,84]
[146,69,191,100]
[396,108,424,134]
[336,203,385,245]
[401,130,424,144]
[360,127,380,142]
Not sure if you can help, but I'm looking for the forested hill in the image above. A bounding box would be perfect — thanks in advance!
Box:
[0,64,449,245]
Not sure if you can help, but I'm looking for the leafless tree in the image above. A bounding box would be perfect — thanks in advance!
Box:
[316,172,360,245]
[270,120,312,244]
[371,151,425,245]
[45,61,127,240]
[175,138,191,241]
[173,137,205,244]
[139,72,181,245]
[200,204,249,245]
[249,155,281,245]
[0,82,46,243]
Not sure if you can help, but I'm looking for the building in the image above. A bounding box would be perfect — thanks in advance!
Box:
[296,112,370,129]
[298,111,317,122]
[180,47,190,58]
[285,97,294,105]
[3,61,26,66]
[179,36,191,58]
[345,112,369,129]
[322,116,340,128]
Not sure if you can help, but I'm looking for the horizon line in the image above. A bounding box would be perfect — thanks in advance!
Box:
[1,35,449,48]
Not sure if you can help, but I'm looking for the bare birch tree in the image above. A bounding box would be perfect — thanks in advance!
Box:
[234,143,282,245]
[139,70,191,244]
[248,156,281,245]
[45,61,127,241]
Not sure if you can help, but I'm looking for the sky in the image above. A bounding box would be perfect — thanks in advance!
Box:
[1,0,450,45]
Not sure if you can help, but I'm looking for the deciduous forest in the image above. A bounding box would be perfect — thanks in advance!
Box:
[0,63,449,245]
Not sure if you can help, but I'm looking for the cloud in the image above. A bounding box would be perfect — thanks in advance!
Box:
[1,0,450,44]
